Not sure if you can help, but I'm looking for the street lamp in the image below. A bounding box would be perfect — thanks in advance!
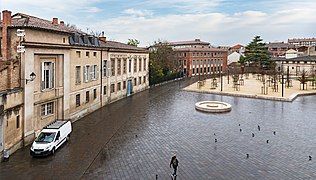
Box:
[281,60,284,97]
[25,72,36,84]
[220,60,223,91]
[227,67,230,84]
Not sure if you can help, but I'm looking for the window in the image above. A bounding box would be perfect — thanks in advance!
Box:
[134,59,137,72]
[16,115,20,129]
[110,84,115,93]
[86,51,90,57]
[93,52,97,57]
[63,38,66,43]
[42,62,54,90]
[93,89,97,99]
[184,60,186,66]
[86,91,90,103]
[143,59,146,71]
[84,65,90,82]
[103,60,107,77]
[143,76,146,83]
[103,86,106,95]
[76,94,80,107]
[76,51,81,58]
[134,78,137,86]
[139,59,142,72]
[129,59,132,73]
[139,77,142,85]
[75,66,81,84]
[123,81,126,89]
[111,59,115,76]
[90,65,98,80]
[193,60,195,66]
[117,59,121,75]
[41,102,54,116]
[193,68,195,74]
[123,59,126,74]
[117,82,121,91]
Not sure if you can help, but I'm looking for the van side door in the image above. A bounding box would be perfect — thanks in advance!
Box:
[55,131,61,149]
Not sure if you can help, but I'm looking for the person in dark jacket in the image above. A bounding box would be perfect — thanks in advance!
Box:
[170,155,179,176]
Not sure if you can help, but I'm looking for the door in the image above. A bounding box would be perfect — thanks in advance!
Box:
[127,80,132,97]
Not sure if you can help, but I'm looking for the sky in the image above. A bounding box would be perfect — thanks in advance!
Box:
[2,0,316,47]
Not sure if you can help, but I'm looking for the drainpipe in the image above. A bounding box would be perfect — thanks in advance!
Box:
[100,49,103,107]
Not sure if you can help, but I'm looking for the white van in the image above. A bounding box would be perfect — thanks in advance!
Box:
[30,120,72,157]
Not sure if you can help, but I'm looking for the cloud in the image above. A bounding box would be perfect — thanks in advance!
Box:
[2,0,316,47]
[123,8,153,17]
[89,4,316,47]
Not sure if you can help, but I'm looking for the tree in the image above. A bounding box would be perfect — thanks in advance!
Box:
[242,36,272,69]
[127,39,140,47]
[149,40,177,85]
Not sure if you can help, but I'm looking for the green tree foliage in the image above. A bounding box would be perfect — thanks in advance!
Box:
[242,36,272,68]
[127,39,140,47]
[149,41,178,85]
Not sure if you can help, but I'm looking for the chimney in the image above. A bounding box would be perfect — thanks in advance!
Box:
[60,21,64,26]
[52,18,58,25]
[2,10,12,61]
[195,39,200,42]
[99,36,107,43]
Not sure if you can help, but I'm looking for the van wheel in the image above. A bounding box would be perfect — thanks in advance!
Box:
[66,134,70,142]
[51,147,55,155]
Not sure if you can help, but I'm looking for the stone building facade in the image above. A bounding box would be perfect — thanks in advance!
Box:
[0,10,149,159]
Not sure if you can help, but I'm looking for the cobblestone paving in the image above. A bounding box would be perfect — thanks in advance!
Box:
[1,79,316,180]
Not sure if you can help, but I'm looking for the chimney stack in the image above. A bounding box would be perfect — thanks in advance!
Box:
[52,18,58,25]
[99,36,107,43]
[2,10,12,61]
[60,21,64,26]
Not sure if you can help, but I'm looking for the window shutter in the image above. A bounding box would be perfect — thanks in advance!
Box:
[83,66,86,82]
[41,62,44,90]
[51,62,55,88]
[96,65,99,80]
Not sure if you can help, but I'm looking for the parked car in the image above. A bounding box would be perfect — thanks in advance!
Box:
[30,120,72,157]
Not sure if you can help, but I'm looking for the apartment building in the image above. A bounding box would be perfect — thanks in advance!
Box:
[288,38,316,46]
[168,39,228,77]
[266,42,295,57]
[0,10,149,158]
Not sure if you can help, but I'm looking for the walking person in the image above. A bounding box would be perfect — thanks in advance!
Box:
[170,155,179,177]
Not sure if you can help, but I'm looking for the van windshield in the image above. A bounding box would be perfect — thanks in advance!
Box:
[35,132,56,143]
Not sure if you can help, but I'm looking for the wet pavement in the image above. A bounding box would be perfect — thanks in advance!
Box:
[1,78,316,180]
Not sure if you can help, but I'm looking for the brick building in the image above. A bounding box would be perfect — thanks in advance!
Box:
[168,39,228,77]
[266,42,295,58]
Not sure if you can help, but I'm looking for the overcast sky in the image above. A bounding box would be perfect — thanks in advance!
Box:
[2,0,316,47]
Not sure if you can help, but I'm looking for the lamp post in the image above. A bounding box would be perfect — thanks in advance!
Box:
[227,68,230,84]
[220,61,223,91]
[25,72,36,84]
[281,60,284,97]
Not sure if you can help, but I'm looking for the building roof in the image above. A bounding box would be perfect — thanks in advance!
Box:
[231,44,244,49]
[174,47,227,52]
[288,38,316,43]
[100,40,148,52]
[9,13,84,34]
[275,55,316,62]
[266,42,295,48]
[168,39,210,46]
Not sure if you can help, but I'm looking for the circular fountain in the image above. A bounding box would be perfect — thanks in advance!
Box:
[195,101,232,113]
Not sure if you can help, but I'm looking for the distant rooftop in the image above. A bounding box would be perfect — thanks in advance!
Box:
[100,40,148,52]
[9,13,85,34]
[288,38,316,43]
[168,39,210,46]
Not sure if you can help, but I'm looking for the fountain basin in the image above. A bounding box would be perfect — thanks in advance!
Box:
[195,101,232,113]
